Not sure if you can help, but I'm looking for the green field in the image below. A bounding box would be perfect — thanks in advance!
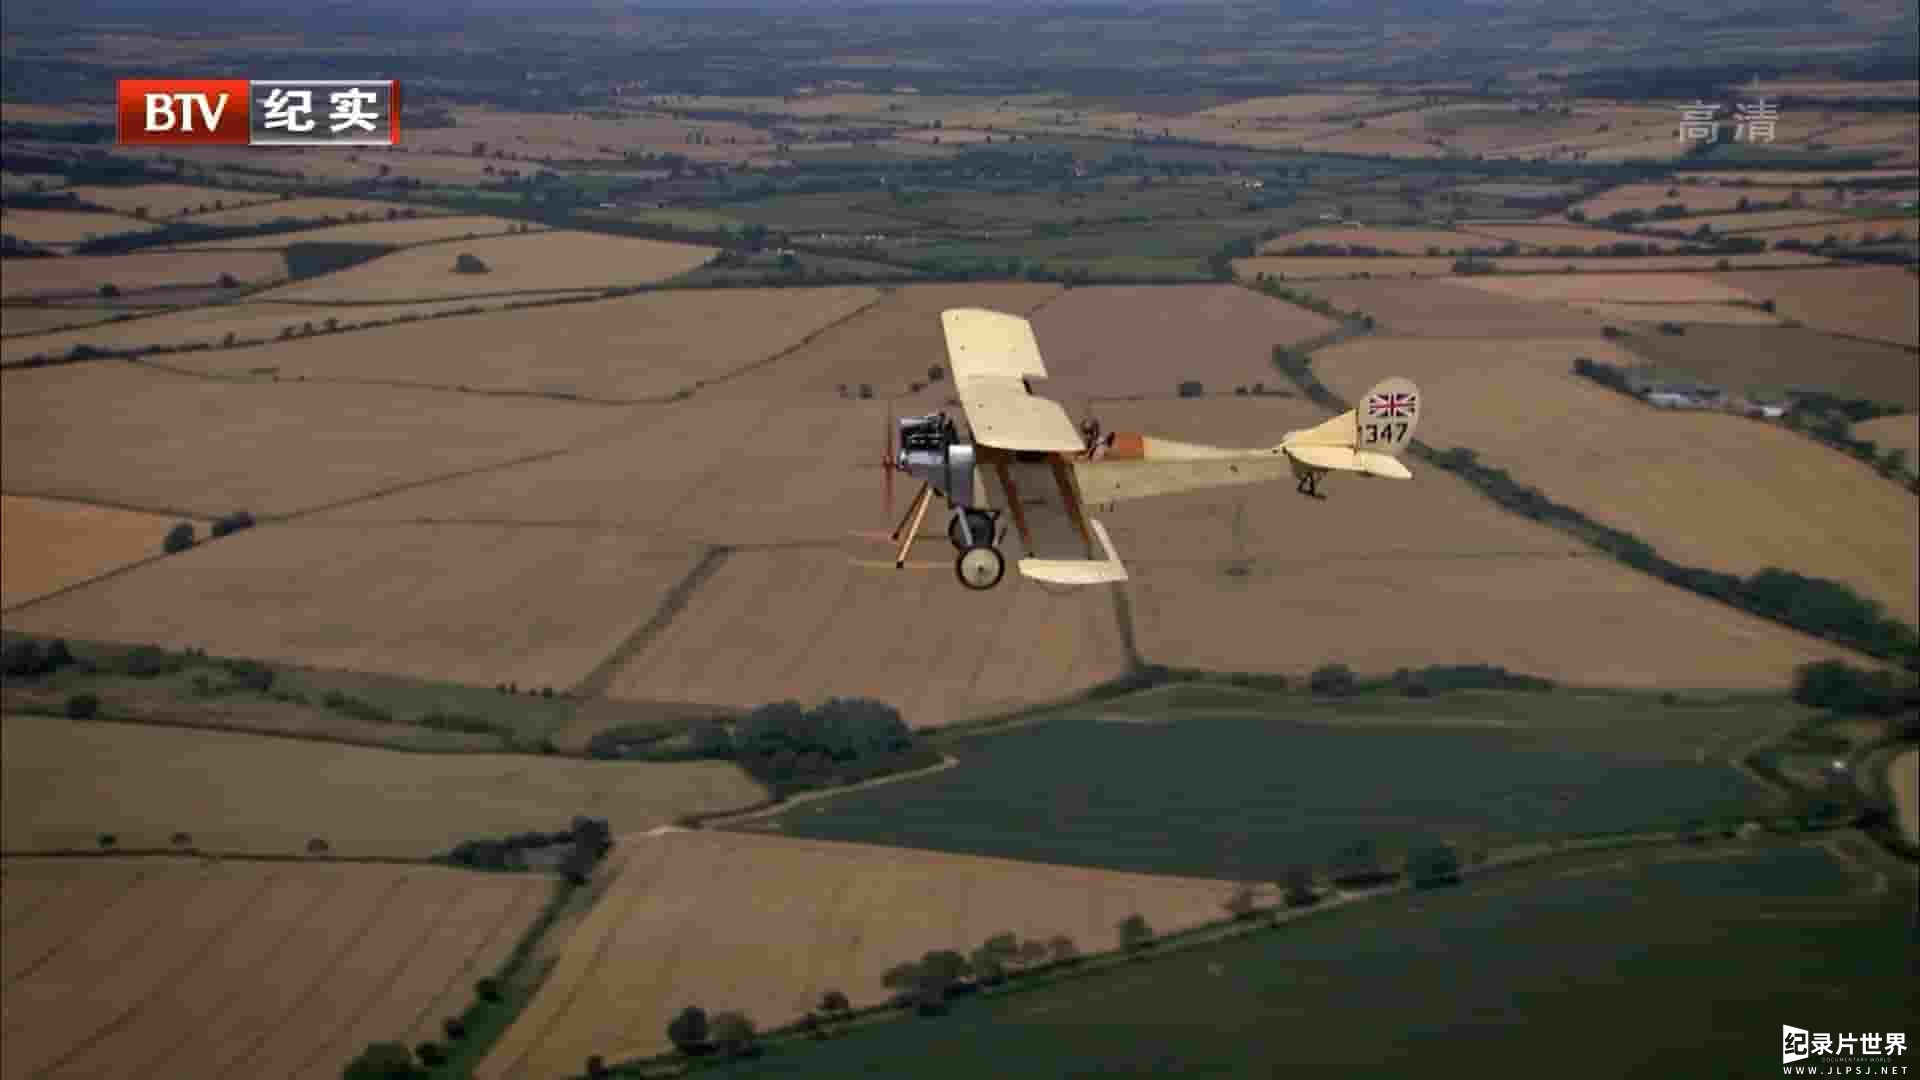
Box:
[722,841,1915,1078]
[742,691,1801,879]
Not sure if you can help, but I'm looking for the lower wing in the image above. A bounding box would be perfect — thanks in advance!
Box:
[989,453,1129,585]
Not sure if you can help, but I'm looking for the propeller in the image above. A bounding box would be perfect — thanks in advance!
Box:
[881,402,896,518]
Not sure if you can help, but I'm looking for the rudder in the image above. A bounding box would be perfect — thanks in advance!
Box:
[1354,376,1420,457]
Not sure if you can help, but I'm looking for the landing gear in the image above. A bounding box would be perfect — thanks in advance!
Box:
[955,544,1006,590]
[948,509,996,549]
[1296,469,1327,500]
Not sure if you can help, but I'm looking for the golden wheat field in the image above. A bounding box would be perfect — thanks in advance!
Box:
[0,856,551,1080]
[1855,414,1919,468]
[1262,226,1475,254]
[1677,208,1859,232]
[1455,222,1677,250]
[1294,278,1609,336]
[169,214,545,251]
[1570,183,1810,218]
[1,363,630,515]
[169,286,883,400]
[1310,336,1919,623]
[477,829,1242,1078]
[0,496,186,609]
[1,713,765,856]
[261,230,719,302]
[0,295,591,364]
[1562,301,1782,325]
[1709,267,1919,347]
[1739,216,1916,245]
[1684,169,1918,186]
[1,523,712,689]
[183,196,447,227]
[0,305,140,336]
[605,546,1130,727]
[1456,272,1756,304]
[0,250,287,299]
[1234,252,1828,281]
[0,208,158,246]
[63,183,277,219]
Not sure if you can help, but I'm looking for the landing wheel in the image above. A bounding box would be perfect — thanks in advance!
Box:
[948,510,995,550]
[955,545,1006,591]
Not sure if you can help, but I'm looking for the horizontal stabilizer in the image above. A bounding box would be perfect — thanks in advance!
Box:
[1286,444,1413,479]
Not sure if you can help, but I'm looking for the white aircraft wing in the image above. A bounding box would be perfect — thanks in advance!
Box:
[942,308,1085,453]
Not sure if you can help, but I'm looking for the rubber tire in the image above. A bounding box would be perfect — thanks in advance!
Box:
[955,545,1006,590]
[948,510,995,550]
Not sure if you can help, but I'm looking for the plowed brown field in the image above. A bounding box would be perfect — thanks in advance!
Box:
[170,214,543,251]
[1262,226,1477,254]
[1028,284,1336,399]
[1456,222,1676,250]
[0,857,551,1080]
[184,196,447,226]
[1457,273,1754,304]
[1618,325,1920,409]
[1572,183,1810,218]
[477,829,1241,1079]
[1310,337,1918,623]
[1708,267,1918,347]
[64,183,276,219]
[0,251,286,299]
[1293,278,1608,336]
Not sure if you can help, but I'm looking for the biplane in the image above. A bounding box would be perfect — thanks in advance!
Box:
[880,308,1424,590]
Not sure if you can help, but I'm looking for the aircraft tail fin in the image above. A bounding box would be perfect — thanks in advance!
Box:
[1278,376,1421,477]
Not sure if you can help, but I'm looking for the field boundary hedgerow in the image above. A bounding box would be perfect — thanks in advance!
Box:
[1269,349,1920,667]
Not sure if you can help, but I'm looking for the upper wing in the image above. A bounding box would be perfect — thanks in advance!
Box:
[941,308,1084,453]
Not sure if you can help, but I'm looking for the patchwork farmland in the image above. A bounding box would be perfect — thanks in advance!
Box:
[1707,267,1920,347]
[0,496,184,609]
[1618,325,1920,410]
[169,214,545,251]
[257,229,719,302]
[476,829,1243,1078]
[0,249,286,299]
[0,856,552,1080]
[1310,337,1920,624]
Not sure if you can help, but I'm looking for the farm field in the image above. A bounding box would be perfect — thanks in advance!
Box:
[1454,272,1754,304]
[1708,266,1919,347]
[0,713,764,855]
[1854,414,1919,466]
[1291,278,1608,335]
[1566,301,1780,325]
[169,214,544,251]
[1195,93,1376,120]
[182,196,447,227]
[1,363,630,515]
[1570,183,1810,219]
[63,183,276,219]
[1673,208,1859,232]
[1261,226,1479,254]
[603,547,1130,728]
[0,496,184,609]
[721,843,1911,1080]
[0,855,553,1080]
[0,294,593,364]
[0,523,709,690]
[1683,168,1919,186]
[1619,325,1920,410]
[756,693,1792,878]
[170,286,883,400]
[1,306,139,336]
[398,107,773,162]
[1234,251,1828,280]
[0,250,286,299]
[704,282,1063,401]
[1027,284,1335,400]
[1455,222,1677,250]
[476,828,1244,1078]
[0,208,157,246]
[1737,215,1916,245]
[259,229,719,302]
[1311,336,1919,622]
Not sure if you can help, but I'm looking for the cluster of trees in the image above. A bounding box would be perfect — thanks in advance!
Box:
[1791,660,1920,719]
[590,697,938,797]
[445,815,612,880]
[1,636,76,678]
[1306,662,1555,698]
[665,1005,762,1060]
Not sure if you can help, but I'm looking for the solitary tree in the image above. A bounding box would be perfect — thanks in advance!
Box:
[1118,913,1154,953]
[819,989,851,1016]
[343,1041,424,1079]
[1283,866,1319,907]
[666,1005,709,1053]
[1046,935,1081,964]
[453,253,491,274]
[163,522,196,554]
[1225,882,1259,919]
[1309,663,1359,697]
[99,282,120,298]
[709,1010,758,1058]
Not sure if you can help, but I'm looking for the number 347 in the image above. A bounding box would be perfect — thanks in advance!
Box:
[1362,421,1408,444]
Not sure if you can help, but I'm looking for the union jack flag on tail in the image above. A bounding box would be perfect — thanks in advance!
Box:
[1367,391,1416,418]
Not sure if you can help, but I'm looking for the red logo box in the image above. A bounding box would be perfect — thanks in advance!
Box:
[116,79,251,145]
